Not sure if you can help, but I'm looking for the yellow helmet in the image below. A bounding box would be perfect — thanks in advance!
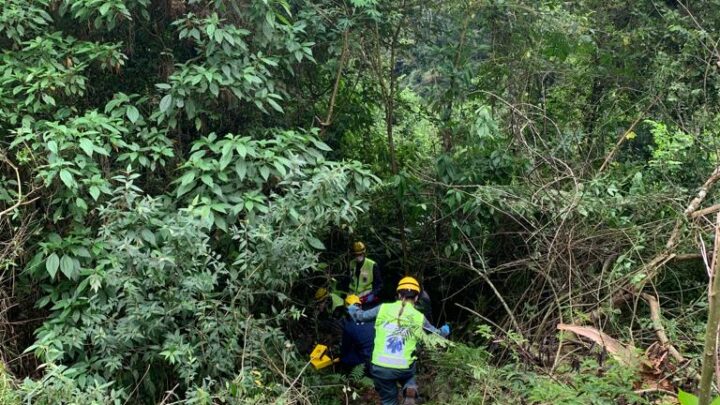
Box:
[314,287,329,301]
[397,276,421,293]
[345,294,361,307]
[351,241,366,255]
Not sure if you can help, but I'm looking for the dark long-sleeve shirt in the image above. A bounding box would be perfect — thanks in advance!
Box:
[340,317,375,367]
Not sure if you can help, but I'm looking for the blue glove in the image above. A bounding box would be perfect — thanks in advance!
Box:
[347,304,360,318]
[440,324,450,337]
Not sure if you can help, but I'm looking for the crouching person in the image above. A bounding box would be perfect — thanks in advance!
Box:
[339,295,375,374]
[349,277,450,405]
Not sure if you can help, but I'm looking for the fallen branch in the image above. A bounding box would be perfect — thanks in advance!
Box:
[691,203,720,219]
[640,164,720,285]
[557,323,641,367]
[639,293,685,363]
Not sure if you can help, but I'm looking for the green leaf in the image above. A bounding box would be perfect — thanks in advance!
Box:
[60,254,75,279]
[260,166,270,181]
[47,140,58,154]
[209,82,219,97]
[308,237,325,250]
[159,94,173,113]
[41,93,55,106]
[79,138,94,156]
[46,253,60,279]
[312,140,332,152]
[272,161,287,177]
[126,106,140,123]
[219,142,234,170]
[76,198,88,211]
[711,396,720,405]
[678,390,698,405]
[89,186,101,201]
[141,229,156,245]
[214,215,228,232]
[235,144,247,158]
[59,169,75,188]
[179,171,196,187]
[267,98,284,113]
[235,160,247,180]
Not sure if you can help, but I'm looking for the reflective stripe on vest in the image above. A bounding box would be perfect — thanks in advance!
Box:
[371,301,424,369]
[347,258,375,296]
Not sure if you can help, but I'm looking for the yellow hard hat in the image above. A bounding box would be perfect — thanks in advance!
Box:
[345,294,361,307]
[314,287,329,301]
[351,241,366,255]
[397,276,421,293]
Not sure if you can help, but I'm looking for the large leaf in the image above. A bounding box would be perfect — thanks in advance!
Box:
[60,255,75,279]
[308,237,325,250]
[45,253,59,279]
[677,390,698,405]
[79,139,94,156]
[159,94,173,113]
[126,105,140,123]
[59,169,75,189]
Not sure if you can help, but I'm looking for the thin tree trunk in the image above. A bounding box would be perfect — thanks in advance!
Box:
[699,212,720,405]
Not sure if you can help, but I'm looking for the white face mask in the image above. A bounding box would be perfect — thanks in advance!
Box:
[355,255,364,263]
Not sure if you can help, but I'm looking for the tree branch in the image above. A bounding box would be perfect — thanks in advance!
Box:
[317,29,350,135]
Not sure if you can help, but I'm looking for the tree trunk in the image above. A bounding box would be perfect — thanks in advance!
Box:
[699,213,720,405]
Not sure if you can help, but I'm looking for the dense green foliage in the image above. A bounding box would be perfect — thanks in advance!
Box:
[3,0,720,403]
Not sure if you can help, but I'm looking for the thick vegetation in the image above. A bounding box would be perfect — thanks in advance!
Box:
[3,0,720,404]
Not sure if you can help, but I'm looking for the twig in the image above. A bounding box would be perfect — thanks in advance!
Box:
[598,98,657,174]
[239,315,252,379]
[455,303,510,337]
[634,387,675,396]
[0,155,22,219]
[317,29,350,135]
[641,164,720,286]
[158,384,179,404]
[275,360,312,404]
[464,249,523,338]
[123,363,150,405]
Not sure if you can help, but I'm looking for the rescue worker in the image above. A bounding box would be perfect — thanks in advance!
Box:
[313,287,344,341]
[337,241,383,307]
[348,277,450,405]
[314,287,344,316]
[339,294,375,374]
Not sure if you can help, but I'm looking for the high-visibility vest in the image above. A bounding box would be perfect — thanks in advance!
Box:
[371,301,424,369]
[329,292,344,311]
[347,258,375,296]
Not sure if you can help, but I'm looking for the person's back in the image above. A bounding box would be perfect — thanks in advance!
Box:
[371,300,424,370]
[349,276,449,405]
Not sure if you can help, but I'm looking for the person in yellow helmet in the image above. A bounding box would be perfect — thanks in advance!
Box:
[348,277,450,405]
[338,241,383,307]
[314,287,344,314]
[338,295,375,374]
